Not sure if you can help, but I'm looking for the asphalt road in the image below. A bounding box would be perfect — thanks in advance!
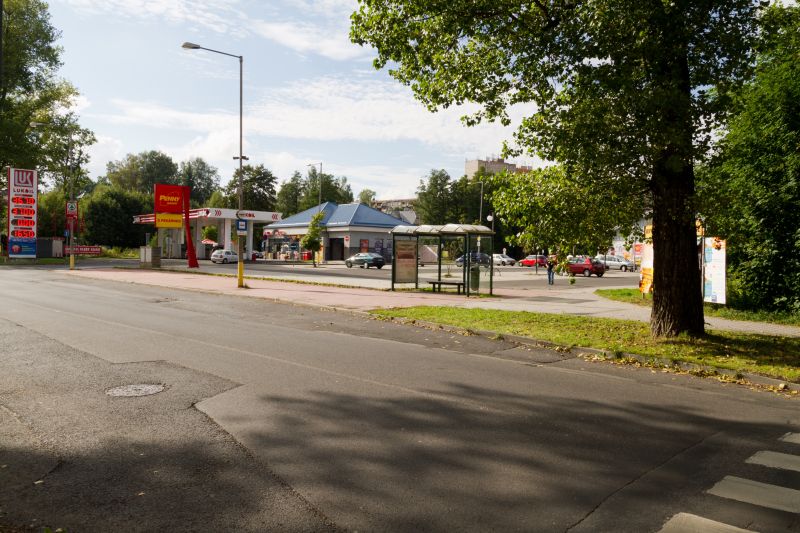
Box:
[0,268,798,532]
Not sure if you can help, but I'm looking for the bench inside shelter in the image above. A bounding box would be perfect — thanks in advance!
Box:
[427,280,465,294]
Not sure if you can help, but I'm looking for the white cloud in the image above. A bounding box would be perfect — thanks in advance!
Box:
[86,135,124,177]
[250,20,367,61]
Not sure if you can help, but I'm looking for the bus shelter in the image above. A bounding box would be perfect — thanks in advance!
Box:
[391,224,494,296]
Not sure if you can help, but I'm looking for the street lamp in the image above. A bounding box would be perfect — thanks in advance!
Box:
[181,41,248,288]
[307,162,323,263]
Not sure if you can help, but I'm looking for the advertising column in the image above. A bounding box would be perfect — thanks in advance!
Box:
[7,168,38,259]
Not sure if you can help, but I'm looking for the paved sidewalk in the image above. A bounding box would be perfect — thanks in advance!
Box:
[65,268,800,337]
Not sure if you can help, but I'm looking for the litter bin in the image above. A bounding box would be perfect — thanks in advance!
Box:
[469,265,481,293]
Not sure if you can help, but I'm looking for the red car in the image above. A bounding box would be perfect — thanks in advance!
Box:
[519,254,548,267]
[567,257,605,277]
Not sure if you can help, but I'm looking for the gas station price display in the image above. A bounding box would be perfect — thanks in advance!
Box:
[6,168,38,259]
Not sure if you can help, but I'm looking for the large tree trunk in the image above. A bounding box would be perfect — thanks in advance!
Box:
[650,157,704,337]
[649,48,705,337]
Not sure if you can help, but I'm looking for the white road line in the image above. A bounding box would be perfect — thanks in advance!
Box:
[707,476,800,514]
[658,512,754,533]
[780,432,800,445]
[747,450,800,473]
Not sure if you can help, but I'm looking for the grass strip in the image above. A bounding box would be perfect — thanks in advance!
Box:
[370,306,800,382]
[596,288,800,326]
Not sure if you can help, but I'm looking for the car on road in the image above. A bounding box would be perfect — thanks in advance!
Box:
[345,252,385,269]
[595,254,635,271]
[567,257,605,277]
[492,253,516,266]
[454,252,491,267]
[210,250,239,264]
[519,254,548,267]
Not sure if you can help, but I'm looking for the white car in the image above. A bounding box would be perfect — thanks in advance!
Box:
[210,250,239,264]
[492,253,516,266]
[595,254,634,271]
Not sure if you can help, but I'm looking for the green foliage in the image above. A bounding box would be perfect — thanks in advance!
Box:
[491,166,641,255]
[202,225,218,242]
[178,158,220,206]
[351,0,762,336]
[206,190,226,208]
[83,185,152,248]
[300,212,324,266]
[298,167,354,211]
[36,189,66,238]
[698,5,800,314]
[0,0,94,183]
[415,169,453,225]
[276,171,304,217]
[358,188,376,206]
[104,151,178,193]
[223,164,277,211]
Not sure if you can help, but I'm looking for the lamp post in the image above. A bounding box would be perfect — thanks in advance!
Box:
[307,162,323,263]
[182,41,248,287]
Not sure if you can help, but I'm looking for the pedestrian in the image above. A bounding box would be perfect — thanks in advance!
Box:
[546,256,555,286]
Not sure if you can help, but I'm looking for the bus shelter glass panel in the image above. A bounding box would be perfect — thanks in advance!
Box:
[467,234,493,295]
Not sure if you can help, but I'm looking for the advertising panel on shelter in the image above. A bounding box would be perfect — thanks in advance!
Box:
[638,225,653,294]
[394,239,418,284]
[7,168,38,259]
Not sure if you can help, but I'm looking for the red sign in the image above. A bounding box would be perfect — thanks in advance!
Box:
[66,201,78,220]
[65,245,102,255]
[154,184,183,213]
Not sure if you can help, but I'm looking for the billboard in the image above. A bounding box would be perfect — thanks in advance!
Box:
[703,237,727,304]
[7,168,38,259]
[394,239,418,284]
[154,184,184,213]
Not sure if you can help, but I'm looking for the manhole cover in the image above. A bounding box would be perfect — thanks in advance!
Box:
[106,384,165,397]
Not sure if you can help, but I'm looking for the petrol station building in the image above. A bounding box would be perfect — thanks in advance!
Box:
[133,207,281,259]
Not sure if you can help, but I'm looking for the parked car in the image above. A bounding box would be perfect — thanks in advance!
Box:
[567,257,605,277]
[519,254,548,267]
[454,252,491,267]
[210,249,239,264]
[492,253,516,266]
[595,254,635,271]
[345,252,385,269]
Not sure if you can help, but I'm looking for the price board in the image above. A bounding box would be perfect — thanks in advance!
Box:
[7,168,38,258]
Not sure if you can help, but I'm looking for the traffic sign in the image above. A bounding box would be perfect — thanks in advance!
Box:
[66,201,78,220]
[236,219,247,236]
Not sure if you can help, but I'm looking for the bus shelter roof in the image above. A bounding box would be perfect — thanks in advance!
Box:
[391,224,494,236]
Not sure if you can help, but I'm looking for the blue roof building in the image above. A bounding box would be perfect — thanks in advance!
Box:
[265,203,404,261]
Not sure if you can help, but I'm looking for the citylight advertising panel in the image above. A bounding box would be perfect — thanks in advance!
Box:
[394,238,418,284]
[7,168,38,259]
[703,237,727,304]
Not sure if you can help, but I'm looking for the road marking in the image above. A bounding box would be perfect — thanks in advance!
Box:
[780,432,800,445]
[747,450,800,473]
[658,512,754,533]
[707,476,800,513]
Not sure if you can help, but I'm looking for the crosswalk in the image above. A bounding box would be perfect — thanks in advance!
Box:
[659,432,800,532]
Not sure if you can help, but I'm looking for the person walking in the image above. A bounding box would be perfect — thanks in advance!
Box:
[546,256,555,286]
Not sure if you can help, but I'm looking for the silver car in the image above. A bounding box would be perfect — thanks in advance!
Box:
[595,254,634,271]
[492,253,516,266]
[210,250,239,264]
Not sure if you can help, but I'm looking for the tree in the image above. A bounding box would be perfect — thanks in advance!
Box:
[298,167,355,211]
[698,5,800,313]
[178,158,220,206]
[83,185,151,248]
[206,190,226,208]
[300,212,324,267]
[351,1,760,337]
[415,169,452,225]
[358,188,377,206]
[491,166,642,257]
[223,164,277,212]
[105,151,178,193]
[276,171,304,217]
[0,0,94,220]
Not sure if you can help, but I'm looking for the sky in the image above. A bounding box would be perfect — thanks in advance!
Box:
[47,0,539,200]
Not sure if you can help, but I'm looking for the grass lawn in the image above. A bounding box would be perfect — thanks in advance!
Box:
[371,306,800,383]
[596,288,800,326]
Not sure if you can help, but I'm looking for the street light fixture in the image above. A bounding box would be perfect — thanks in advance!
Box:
[181,41,247,287]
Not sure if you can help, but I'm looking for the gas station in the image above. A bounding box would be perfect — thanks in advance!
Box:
[133,207,281,260]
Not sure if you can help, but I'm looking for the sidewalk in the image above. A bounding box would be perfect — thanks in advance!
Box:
[66,268,800,338]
